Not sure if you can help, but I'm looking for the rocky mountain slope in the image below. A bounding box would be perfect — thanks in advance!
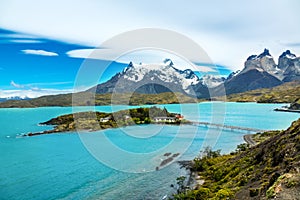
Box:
[214,49,300,95]
[200,74,225,88]
[90,49,300,98]
[89,60,209,98]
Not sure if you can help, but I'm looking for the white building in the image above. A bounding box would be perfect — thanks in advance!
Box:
[153,117,176,123]
[100,116,111,123]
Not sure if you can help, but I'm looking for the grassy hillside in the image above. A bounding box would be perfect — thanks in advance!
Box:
[225,81,300,103]
[174,118,300,199]
[0,81,299,108]
[0,92,198,108]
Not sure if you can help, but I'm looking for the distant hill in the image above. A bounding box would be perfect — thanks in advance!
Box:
[0,81,298,108]
[175,118,300,199]
[225,80,300,103]
[0,92,198,108]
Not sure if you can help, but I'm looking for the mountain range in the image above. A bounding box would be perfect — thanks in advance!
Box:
[0,49,299,106]
[88,59,210,98]
[0,96,31,102]
[89,49,300,98]
[216,49,300,95]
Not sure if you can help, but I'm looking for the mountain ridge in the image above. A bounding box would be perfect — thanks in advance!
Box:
[0,49,299,107]
[89,48,300,98]
[88,61,209,98]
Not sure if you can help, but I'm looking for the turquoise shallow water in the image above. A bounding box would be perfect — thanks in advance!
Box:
[0,103,299,199]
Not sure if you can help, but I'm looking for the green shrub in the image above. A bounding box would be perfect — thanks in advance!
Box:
[195,188,211,199]
[215,188,233,199]
[249,188,260,197]
[213,169,224,181]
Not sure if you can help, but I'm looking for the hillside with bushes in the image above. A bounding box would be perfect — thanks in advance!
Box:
[174,118,300,199]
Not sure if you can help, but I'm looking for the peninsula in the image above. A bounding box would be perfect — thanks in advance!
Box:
[24,107,187,136]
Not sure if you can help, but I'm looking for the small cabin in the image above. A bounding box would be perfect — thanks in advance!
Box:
[100,116,111,123]
[153,117,176,123]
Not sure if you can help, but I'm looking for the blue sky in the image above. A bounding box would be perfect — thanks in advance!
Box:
[0,0,300,98]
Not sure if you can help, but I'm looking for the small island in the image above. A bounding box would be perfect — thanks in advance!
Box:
[24,107,189,136]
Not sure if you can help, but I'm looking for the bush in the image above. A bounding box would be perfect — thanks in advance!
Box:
[213,169,224,181]
[249,188,260,197]
[201,146,221,159]
[236,143,249,152]
[195,188,211,199]
[215,188,233,199]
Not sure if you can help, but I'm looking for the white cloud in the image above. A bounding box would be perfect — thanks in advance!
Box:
[1,80,87,98]
[9,39,43,43]
[67,48,216,72]
[8,80,75,98]
[10,80,24,88]
[10,80,74,90]
[0,88,73,99]
[67,49,94,59]
[0,32,38,39]
[0,32,43,43]
[0,0,300,70]
[31,81,73,86]
[21,49,58,56]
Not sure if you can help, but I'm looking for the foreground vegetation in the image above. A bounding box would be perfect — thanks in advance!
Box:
[174,118,300,199]
[25,107,186,136]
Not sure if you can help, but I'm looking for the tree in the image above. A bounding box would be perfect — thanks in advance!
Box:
[201,146,221,159]
[176,176,187,194]
[144,117,151,124]
[236,143,249,152]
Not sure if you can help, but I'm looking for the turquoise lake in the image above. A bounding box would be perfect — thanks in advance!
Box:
[0,103,299,200]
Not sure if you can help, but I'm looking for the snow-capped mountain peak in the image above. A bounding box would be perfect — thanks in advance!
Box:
[257,48,272,59]
[122,60,200,89]
[90,59,208,97]
[246,49,274,61]
[163,58,174,66]
[200,74,225,88]
[0,96,31,102]
[280,50,296,60]
[242,48,280,78]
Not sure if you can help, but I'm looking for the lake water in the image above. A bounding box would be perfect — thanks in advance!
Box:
[0,103,299,200]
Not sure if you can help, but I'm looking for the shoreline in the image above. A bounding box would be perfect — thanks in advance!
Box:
[179,133,261,191]
[23,121,191,137]
[274,108,300,113]
[0,101,295,109]
[179,133,259,193]
[177,160,205,191]
[243,134,257,146]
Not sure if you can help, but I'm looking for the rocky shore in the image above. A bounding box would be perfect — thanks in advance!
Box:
[274,101,300,113]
